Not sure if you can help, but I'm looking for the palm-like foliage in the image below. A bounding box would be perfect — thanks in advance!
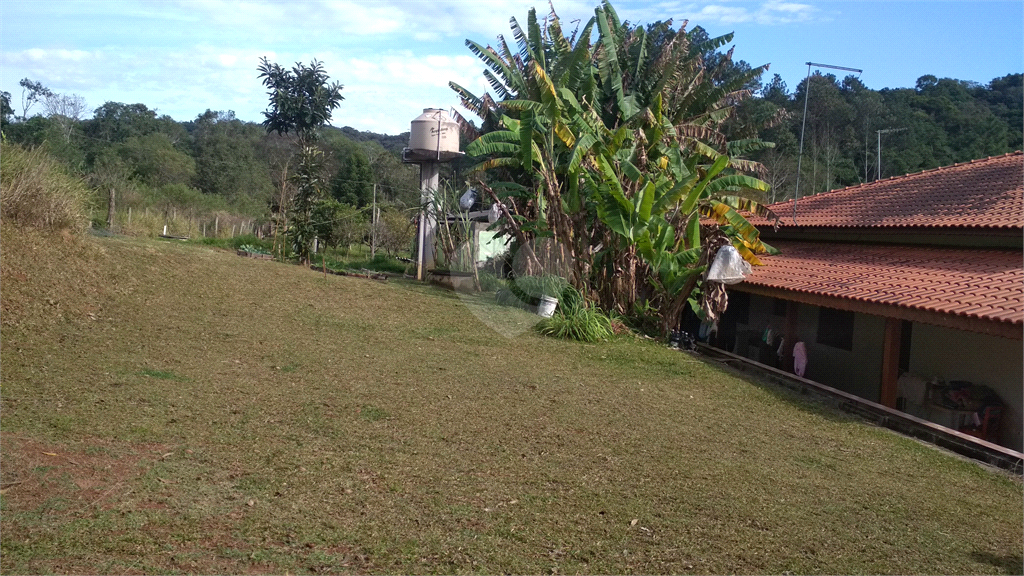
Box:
[455,1,779,334]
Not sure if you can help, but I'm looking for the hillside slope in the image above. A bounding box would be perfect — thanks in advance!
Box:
[1,229,1021,574]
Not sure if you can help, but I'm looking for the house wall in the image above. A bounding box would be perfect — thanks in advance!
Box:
[728,296,886,401]
[723,291,1024,451]
[802,308,886,402]
[907,323,1023,451]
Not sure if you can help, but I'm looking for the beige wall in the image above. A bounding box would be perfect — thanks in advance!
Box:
[730,291,1023,451]
[733,296,885,400]
[801,308,885,402]
[908,323,1023,451]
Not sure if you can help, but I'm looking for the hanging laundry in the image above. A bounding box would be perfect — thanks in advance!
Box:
[793,341,808,377]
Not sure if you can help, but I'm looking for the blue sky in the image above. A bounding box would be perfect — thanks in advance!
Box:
[1,0,1021,135]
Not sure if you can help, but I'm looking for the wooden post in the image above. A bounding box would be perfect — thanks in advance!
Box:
[106,187,115,229]
[127,206,132,227]
[215,216,219,236]
[203,222,206,237]
[880,317,902,408]
[782,301,799,373]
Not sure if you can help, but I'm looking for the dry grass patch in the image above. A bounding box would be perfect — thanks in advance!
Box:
[1,229,1021,574]
[0,143,92,232]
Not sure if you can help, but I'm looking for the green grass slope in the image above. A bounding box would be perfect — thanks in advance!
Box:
[1,228,1021,574]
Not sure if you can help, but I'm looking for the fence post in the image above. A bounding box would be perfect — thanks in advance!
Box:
[107,188,115,230]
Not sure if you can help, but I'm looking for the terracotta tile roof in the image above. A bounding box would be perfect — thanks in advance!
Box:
[742,240,1023,327]
[761,151,1023,229]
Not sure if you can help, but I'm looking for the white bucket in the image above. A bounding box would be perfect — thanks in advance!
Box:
[537,295,558,318]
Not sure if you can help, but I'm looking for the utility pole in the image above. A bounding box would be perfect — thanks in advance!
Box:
[876,128,907,181]
[370,183,377,259]
[794,61,863,225]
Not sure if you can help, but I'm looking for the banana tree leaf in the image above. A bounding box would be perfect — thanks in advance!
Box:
[726,138,775,156]
[716,195,779,225]
[704,174,770,194]
[595,7,631,118]
[636,229,655,261]
[519,109,534,168]
[651,172,695,215]
[468,157,520,173]
[638,180,655,221]
[527,8,545,69]
[701,200,771,255]
[620,158,643,183]
[482,70,513,101]
[553,122,576,148]
[567,132,598,173]
[729,158,768,179]
[595,154,631,213]
[732,241,764,266]
[680,154,729,214]
[685,212,700,250]
[501,99,546,114]
[759,240,780,255]
[597,197,630,239]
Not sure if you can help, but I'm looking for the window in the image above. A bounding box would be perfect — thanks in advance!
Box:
[816,307,854,350]
[772,298,788,317]
[726,290,750,325]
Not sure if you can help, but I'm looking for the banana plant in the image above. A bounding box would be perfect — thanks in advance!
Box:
[456,1,781,333]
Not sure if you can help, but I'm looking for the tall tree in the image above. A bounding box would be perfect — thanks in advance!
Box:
[257,57,345,264]
[17,78,52,120]
[1,91,14,130]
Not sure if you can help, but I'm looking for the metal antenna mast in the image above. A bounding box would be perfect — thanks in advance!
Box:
[876,128,907,180]
[793,61,863,225]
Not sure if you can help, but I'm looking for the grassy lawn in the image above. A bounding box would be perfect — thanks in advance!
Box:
[1,227,1021,575]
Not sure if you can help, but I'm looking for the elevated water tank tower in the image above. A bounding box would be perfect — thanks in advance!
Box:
[403,109,464,280]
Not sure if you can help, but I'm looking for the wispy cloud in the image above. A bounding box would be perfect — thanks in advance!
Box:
[634,0,820,26]
[1,39,492,134]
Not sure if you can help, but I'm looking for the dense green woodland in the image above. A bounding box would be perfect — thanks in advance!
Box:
[0,62,1019,229]
[0,94,422,231]
[747,71,1022,202]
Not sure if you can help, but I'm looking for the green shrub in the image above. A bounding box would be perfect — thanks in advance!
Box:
[346,254,406,274]
[536,304,613,343]
[535,285,613,343]
[196,234,272,252]
[238,243,271,255]
[0,143,92,231]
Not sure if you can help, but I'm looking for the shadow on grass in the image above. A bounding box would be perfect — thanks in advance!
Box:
[970,550,1023,575]
[695,354,871,426]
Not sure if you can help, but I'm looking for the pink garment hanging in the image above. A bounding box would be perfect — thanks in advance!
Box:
[793,341,807,377]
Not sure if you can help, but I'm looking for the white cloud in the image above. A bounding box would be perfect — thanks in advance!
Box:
[698,5,753,24]
[0,0,826,133]
[631,0,820,27]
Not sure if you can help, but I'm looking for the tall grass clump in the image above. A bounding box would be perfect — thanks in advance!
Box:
[536,286,614,343]
[0,143,92,232]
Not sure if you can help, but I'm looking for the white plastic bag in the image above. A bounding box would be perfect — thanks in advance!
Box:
[459,188,478,211]
[706,245,751,285]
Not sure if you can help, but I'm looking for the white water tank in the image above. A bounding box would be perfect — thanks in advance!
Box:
[409,108,459,155]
